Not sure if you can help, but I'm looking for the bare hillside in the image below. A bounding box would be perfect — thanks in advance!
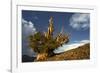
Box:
[47,43,90,61]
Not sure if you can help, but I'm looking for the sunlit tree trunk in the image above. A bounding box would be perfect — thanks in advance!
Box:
[36,53,48,61]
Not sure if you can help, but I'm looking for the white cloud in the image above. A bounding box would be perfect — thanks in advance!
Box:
[73,40,89,43]
[22,19,37,57]
[54,40,89,53]
[22,19,36,37]
[69,13,90,30]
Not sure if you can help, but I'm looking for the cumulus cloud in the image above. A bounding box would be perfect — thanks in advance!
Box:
[69,13,90,30]
[54,40,89,53]
[22,19,36,37]
[22,18,37,57]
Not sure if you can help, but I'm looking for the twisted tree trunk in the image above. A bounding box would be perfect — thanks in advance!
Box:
[36,53,48,61]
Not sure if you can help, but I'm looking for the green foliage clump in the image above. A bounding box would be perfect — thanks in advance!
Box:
[29,32,60,56]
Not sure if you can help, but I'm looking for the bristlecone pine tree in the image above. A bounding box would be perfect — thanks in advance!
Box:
[29,17,69,61]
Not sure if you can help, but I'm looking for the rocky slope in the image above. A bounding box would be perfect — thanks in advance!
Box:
[46,43,90,61]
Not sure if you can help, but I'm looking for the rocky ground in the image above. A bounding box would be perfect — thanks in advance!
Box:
[46,43,90,61]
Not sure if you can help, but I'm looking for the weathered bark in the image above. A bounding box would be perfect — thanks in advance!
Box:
[36,53,48,61]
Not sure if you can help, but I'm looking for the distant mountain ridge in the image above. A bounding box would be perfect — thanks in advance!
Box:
[22,55,36,62]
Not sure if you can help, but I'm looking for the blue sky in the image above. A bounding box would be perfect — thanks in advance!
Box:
[22,10,90,56]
